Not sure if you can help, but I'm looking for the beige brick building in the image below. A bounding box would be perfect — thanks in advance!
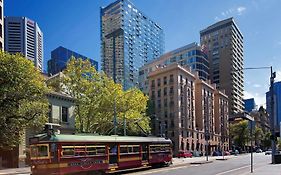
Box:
[148,63,228,155]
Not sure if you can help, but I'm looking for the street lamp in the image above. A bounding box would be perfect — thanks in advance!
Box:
[232,66,277,164]
[235,112,254,173]
[269,66,277,164]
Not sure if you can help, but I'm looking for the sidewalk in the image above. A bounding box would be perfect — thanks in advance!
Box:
[172,155,234,166]
[242,163,281,175]
[0,167,30,175]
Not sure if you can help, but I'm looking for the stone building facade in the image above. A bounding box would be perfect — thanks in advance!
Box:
[148,64,229,155]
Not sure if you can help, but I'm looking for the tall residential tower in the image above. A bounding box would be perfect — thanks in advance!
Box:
[200,17,244,115]
[4,17,43,71]
[101,0,164,90]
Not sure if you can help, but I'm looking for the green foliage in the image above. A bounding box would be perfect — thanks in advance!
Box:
[60,58,150,135]
[254,127,264,147]
[262,132,272,149]
[230,121,250,149]
[0,52,49,148]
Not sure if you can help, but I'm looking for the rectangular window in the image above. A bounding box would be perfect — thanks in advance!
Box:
[62,145,75,157]
[158,89,161,97]
[157,78,161,86]
[169,75,174,83]
[61,106,68,122]
[151,80,155,88]
[86,145,106,156]
[30,144,49,159]
[169,86,174,94]
[48,105,52,121]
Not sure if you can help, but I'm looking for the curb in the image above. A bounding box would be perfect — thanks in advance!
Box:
[190,160,213,164]
[216,158,228,160]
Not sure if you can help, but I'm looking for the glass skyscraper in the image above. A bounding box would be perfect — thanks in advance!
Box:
[266,81,281,133]
[243,98,256,112]
[47,46,98,75]
[139,42,209,94]
[101,0,164,90]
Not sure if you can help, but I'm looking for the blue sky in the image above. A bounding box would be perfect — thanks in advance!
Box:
[6,0,281,106]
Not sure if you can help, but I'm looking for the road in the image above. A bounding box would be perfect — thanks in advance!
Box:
[124,153,274,175]
[1,153,278,175]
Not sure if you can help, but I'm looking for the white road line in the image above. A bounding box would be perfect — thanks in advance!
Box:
[125,165,190,175]
[215,165,250,175]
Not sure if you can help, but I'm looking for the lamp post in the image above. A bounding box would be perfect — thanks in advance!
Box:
[270,66,276,164]
[205,95,210,161]
[232,66,276,164]
[241,112,254,173]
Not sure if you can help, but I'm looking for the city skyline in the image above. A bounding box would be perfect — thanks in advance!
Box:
[6,0,281,106]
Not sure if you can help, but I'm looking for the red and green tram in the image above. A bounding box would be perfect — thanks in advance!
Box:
[29,133,173,175]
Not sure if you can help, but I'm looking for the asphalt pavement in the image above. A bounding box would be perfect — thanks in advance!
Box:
[124,153,281,175]
[0,153,280,175]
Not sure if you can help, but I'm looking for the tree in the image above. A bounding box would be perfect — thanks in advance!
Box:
[229,121,250,150]
[0,52,49,148]
[60,58,150,135]
[261,132,271,150]
[254,127,264,147]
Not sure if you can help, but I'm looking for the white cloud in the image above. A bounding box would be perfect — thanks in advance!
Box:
[237,6,246,15]
[217,6,246,20]
[244,91,266,107]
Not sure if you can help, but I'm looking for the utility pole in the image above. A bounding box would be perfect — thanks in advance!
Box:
[270,66,276,164]
[123,113,126,136]
[114,92,117,135]
[250,120,253,173]
[205,95,210,161]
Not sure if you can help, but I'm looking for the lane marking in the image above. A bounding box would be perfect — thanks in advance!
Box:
[215,165,250,175]
[125,165,191,175]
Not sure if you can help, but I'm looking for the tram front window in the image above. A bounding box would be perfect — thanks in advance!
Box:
[30,144,49,159]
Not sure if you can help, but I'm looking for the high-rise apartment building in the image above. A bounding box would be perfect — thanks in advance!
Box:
[200,17,244,115]
[0,0,4,50]
[101,0,164,90]
[148,63,228,155]
[5,16,43,71]
[47,46,98,75]
[139,42,209,94]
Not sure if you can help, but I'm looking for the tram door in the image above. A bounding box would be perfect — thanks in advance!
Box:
[142,144,149,162]
[109,144,118,165]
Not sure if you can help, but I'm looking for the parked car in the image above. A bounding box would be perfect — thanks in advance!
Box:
[256,148,262,153]
[177,151,193,158]
[212,151,222,156]
[265,149,272,155]
[224,151,231,156]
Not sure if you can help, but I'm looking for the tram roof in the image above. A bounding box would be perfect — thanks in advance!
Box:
[31,133,172,144]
